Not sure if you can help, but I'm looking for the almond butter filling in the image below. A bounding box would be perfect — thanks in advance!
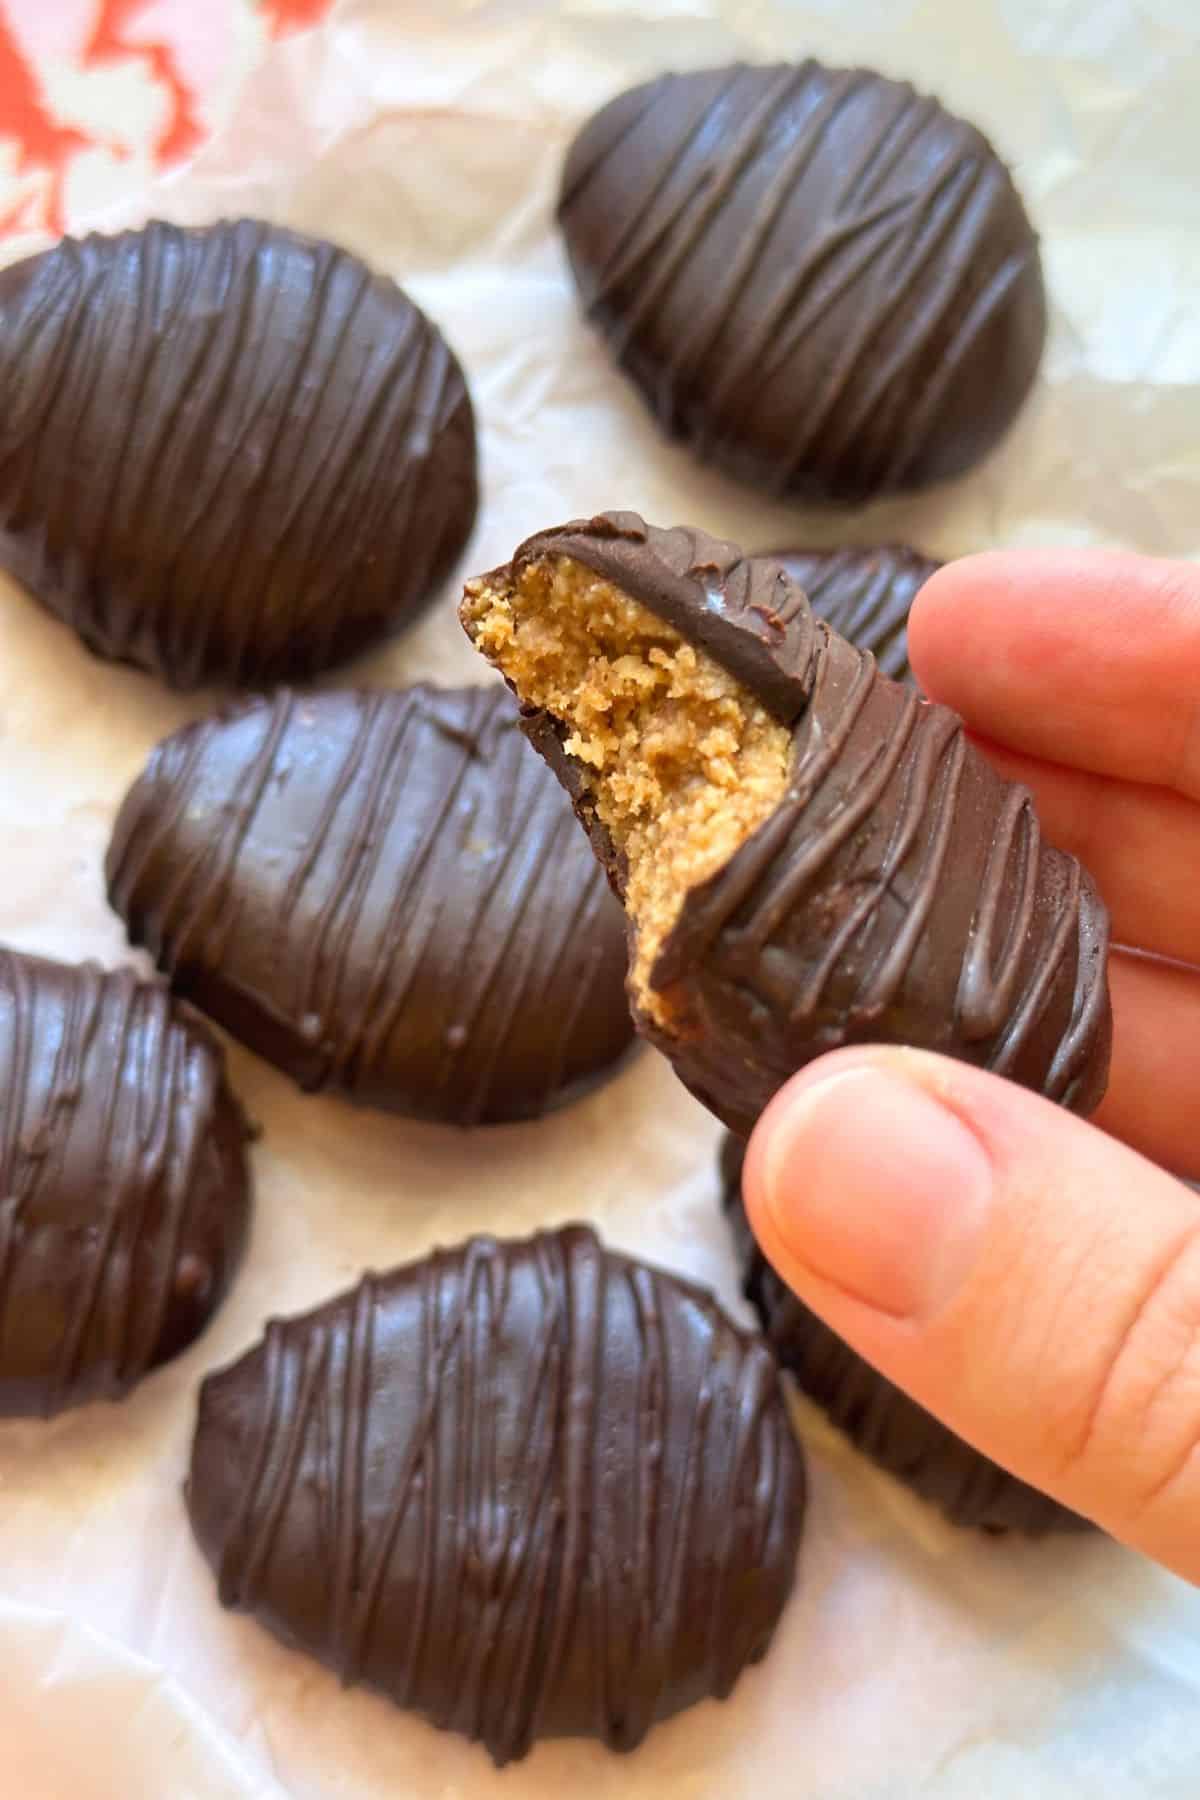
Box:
[462,555,791,1024]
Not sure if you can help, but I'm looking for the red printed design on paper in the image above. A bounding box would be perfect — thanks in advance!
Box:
[0,0,335,241]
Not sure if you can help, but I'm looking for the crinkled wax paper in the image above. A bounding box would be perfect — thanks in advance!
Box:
[1,2,1199,1795]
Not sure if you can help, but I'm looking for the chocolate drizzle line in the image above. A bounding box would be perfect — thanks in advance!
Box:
[719,1135,1088,1534]
[108,685,634,1125]
[187,1226,805,1765]
[0,949,250,1417]
[559,63,1045,501]
[662,628,1109,1106]
[766,545,941,688]
[490,514,1112,1136]
[0,219,478,688]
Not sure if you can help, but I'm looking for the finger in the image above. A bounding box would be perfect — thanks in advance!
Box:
[966,733,1200,967]
[745,1047,1200,1578]
[1095,950,1200,1181]
[909,550,1200,799]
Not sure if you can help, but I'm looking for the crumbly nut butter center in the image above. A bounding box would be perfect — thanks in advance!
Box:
[462,555,791,1023]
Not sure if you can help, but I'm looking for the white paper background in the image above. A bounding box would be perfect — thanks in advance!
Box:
[1,2,1199,1794]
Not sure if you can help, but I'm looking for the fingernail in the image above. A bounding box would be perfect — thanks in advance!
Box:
[757,1062,993,1319]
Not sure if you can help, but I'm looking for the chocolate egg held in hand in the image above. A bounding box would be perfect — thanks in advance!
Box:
[0,220,477,688]
[108,686,634,1125]
[187,1225,805,1766]
[461,513,1111,1139]
[559,63,1045,503]
[0,949,250,1418]
[764,544,941,689]
[719,1134,1087,1534]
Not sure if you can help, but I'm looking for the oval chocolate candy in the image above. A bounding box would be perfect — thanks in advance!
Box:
[560,63,1045,503]
[461,513,1112,1140]
[187,1224,805,1764]
[0,948,250,1417]
[0,219,477,688]
[107,685,635,1125]
[720,1135,1087,1534]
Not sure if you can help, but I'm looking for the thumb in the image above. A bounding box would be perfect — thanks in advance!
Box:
[744,1046,1200,1578]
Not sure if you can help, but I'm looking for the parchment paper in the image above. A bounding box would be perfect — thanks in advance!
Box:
[1,2,1199,1795]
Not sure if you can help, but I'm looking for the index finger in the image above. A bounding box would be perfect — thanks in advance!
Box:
[909,550,1200,800]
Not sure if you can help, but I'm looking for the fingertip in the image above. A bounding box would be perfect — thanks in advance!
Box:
[743,1048,880,1227]
[748,1049,1200,1574]
[905,547,1200,790]
[905,554,977,700]
[742,1051,876,1298]
[744,1049,995,1323]
[907,549,1059,705]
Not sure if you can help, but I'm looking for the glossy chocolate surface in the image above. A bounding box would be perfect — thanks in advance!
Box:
[0,949,250,1417]
[560,63,1045,502]
[766,545,941,687]
[108,685,635,1125]
[188,1224,805,1764]
[0,219,477,687]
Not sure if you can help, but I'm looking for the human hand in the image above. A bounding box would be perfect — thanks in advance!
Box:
[743,550,1200,1578]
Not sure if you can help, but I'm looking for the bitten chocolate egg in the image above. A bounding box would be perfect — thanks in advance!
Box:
[0,219,477,688]
[462,512,1112,1140]
[720,1135,1086,1534]
[559,64,1045,502]
[765,545,941,688]
[107,685,635,1125]
[0,949,250,1418]
[187,1225,805,1765]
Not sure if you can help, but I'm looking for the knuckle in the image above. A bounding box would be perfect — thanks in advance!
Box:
[1051,1220,1200,1525]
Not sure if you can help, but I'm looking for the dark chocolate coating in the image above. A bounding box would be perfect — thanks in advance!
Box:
[486,513,1113,1139]
[187,1224,805,1765]
[107,685,635,1125]
[0,949,250,1418]
[510,513,818,727]
[765,546,941,688]
[0,219,477,688]
[559,63,1045,503]
[720,1136,1088,1534]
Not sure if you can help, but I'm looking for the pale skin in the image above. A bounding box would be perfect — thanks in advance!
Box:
[743,550,1200,1580]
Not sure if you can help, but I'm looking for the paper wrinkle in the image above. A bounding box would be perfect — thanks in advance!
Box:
[0,0,1198,1794]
